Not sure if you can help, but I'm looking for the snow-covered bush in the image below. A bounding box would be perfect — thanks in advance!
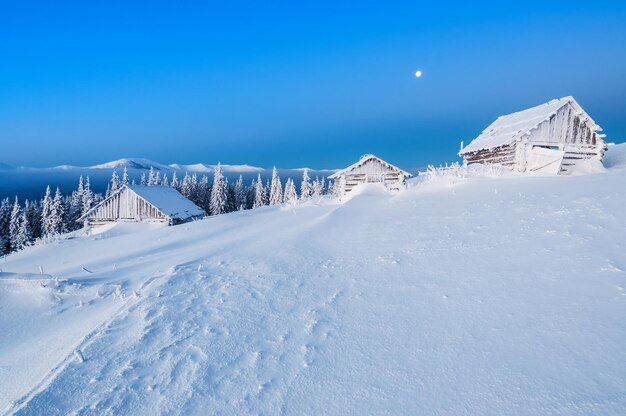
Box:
[416,162,507,188]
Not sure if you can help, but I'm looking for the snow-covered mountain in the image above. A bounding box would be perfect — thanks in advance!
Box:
[0,158,338,201]
[1,144,625,415]
[89,158,174,171]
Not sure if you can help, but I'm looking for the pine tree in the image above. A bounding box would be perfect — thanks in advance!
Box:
[111,169,120,191]
[171,171,179,189]
[180,173,192,199]
[0,197,12,254]
[284,178,298,205]
[122,166,129,186]
[155,171,161,186]
[48,187,64,235]
[81,177,93,218]
[209,163,228,215]
[140,173,147,186]
[190,174,199,201]
[9,197,21,250]
[234,175,246,210]
[300,168,312,200]
[41,186,53,237]
[148,167,156,186]
[312,177,322,197]
[253,174,266,208]
[69,176,84,226]
[269,167,283,205]
[198,175,211,212]
[15,210,32,250]
[25,200,42,239]
[161,173,170,187]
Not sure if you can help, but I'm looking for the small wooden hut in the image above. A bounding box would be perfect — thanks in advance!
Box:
[328,154,412,194]
[459,96,607,174]
[78,185,205,227]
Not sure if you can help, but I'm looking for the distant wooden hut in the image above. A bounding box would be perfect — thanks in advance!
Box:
[78,185,205,226]
[459,96,607,174]
[329,154,412,194]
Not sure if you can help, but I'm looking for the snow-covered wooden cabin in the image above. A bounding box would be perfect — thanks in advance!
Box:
[459,96,607,174]
[328,154,412,194]
[78,185,205,226]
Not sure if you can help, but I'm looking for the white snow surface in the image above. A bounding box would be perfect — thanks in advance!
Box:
[2,151,626,415]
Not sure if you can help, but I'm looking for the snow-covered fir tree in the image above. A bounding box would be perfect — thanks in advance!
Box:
[253,174,266,209]
[122,166,129,186]
[269,167,283,205]
[312,177,322,197]
[180,173,192,199]
[25,200,42,240]
[81,177,94,218]
[41,186,52,237]
[48,187,64,235]
[283,178,298,205]
[15,209,32,250]
[9,197,21,250]
[210,163,228,216]
[161,173,169,187]
[140,173,147,186]
[68,176,84,226]
[197,175,210,211]
[154,171,161,186]
[0,197,12,254]
[171,171,179,189]
[300,168,312,200]
[234,175,247,210]
[110,169,120,192]
[148,167,156,186]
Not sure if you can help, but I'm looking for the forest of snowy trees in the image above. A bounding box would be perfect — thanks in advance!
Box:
[0,165,334,256]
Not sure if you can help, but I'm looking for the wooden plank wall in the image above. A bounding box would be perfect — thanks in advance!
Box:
[528,103,597,146]
[343,159,405,193]
[87,188,169,224]
[462,143,517,168]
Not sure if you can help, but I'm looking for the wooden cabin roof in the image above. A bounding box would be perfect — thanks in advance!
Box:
[460,96,602,154]
[328,154,412,179]
[79,185,205,222]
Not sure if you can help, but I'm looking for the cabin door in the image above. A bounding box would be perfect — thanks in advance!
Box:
[526,146,564,174]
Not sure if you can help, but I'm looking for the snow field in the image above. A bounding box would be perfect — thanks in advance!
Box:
[1,144,626,415]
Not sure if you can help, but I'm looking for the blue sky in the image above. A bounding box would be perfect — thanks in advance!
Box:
[1,1,625,169]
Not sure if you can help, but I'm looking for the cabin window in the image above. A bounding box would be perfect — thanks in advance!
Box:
[533,145,560,151]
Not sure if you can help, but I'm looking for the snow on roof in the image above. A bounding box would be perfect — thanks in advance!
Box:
[125,185,205,220]
[328,154,412,179]
[460,96,600,154]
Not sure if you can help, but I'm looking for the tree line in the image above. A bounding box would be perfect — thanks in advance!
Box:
[0,165,339,256]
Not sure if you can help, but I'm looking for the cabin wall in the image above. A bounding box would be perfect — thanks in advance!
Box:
[341,159,407,193]
[86,188,169,225]
[526,103,605,173]
[462,142,518,169]
[527,102,599,146]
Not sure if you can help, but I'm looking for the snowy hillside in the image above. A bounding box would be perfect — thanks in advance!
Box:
[1,145,626,415]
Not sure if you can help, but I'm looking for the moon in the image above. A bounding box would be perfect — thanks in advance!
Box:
[415,70,422,78]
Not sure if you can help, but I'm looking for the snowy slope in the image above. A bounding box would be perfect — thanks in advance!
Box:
[1,149,626,415]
